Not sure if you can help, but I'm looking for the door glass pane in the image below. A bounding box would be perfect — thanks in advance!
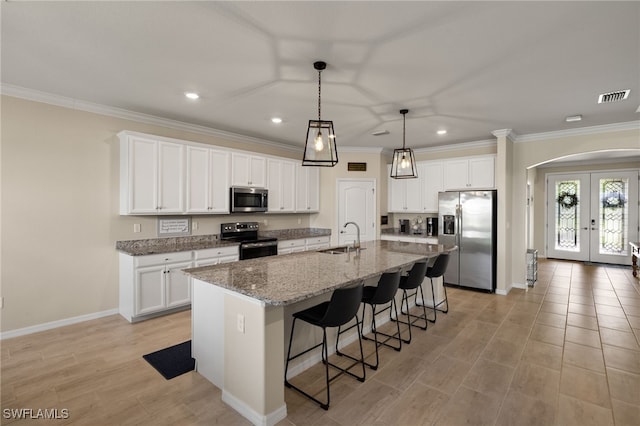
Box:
[599,178,628,255]
[555,180,580,251]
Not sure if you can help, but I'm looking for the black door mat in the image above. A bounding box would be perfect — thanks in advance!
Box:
[142,341,195,380]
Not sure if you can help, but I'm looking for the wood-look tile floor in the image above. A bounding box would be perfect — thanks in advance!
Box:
[2,259,639,425]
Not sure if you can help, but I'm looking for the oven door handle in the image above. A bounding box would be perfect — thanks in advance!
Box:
[242,242,277,249]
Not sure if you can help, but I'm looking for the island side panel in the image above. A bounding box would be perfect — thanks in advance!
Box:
[222,292,286,424]
[192,279,225,387]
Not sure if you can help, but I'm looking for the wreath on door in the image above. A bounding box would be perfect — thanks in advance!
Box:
[557,191,578,209]
[602,192,625,209]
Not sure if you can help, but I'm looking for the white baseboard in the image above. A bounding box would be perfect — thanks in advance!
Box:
[0,309,119,340]
[222,390,287,426]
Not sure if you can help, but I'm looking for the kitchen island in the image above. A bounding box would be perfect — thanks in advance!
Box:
[183,239,455,426]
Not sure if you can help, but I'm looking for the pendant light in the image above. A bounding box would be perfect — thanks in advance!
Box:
[302,61,338,167]
[390,109,418,179]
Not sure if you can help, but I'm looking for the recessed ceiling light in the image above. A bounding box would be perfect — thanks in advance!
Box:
[565,115,582,122]
[437,130,447,135]
[271,117,282,124]
[184,92,199,100]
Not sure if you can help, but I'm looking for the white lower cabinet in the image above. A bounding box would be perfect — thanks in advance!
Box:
[305,236,331,250]
[194,246,239,266]
[120,251,193,321]
[119,246,239,322]
[381,234,438,244]
[278,236,331,254]
[278,239,306,255]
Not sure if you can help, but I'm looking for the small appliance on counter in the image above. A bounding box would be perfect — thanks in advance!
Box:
[399,219,410,234]
[426,217,438,236]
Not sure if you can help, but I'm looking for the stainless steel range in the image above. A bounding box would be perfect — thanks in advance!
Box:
[220,222,278,260]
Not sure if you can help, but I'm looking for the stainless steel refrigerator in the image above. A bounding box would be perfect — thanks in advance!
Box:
[438,190,497,292]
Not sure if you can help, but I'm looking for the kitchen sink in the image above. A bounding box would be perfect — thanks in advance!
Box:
[318,246,366,254]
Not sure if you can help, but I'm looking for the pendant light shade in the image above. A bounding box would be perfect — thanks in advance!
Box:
[390,109,418,179]
[302,61,338,167]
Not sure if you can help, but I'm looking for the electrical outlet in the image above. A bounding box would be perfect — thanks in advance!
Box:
[297,218,301,225]
[237,314,245,333]
[263,219,268,226]
[1,297,3,309]
[133,223,141,233]
[192,221,198,231]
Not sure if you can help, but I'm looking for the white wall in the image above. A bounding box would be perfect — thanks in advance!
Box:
[0,95,312,332]
[3,93,638,333]
[510,127,640,291]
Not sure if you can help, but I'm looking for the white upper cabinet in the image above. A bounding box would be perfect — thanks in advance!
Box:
[267,158,296,212]
[231,153,266,188]
[186,146,229,213]
[443,155,495,190]
[119,130,320,215]
[120,134,184,214]
[468,156,495,189]
[296,166,320,212]
[420,161,444,212]
[388,165,423,213]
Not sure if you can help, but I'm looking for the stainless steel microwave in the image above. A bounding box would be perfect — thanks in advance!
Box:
[230,187,268,213]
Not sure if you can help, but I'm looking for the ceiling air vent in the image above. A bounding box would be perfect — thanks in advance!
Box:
[597,89,630,104]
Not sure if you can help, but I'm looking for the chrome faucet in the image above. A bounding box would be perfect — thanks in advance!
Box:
[343,221,361,250]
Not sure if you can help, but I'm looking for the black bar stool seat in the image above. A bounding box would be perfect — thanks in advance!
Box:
[392,261,428,343]
[284,283,366,410]
[417,253,451,323]
[336,271,402,370]
[360,270,402,369]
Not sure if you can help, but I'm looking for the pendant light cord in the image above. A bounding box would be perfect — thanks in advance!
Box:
[317,69,322,121]
[402,111,406,149]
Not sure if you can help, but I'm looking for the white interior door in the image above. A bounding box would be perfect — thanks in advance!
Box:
[337,179,376,246]
[546,171,638,265]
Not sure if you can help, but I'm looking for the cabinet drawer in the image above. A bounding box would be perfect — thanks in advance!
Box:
[135,251,192,267]
[306,236,330,246]
[278,238,306,249]
[195,246,239,259]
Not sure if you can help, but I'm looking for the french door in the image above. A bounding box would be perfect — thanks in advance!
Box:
[546,171,638,265]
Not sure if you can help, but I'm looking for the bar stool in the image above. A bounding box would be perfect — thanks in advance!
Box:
[284,283,366,410]
[422,253,451,323]
[393,261,428,344]
[336,271,402,370]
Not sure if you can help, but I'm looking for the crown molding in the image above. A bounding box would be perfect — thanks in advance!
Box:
[414,139,497,154]
[491,128,516,140]
[4,83,638,153]
[0,83,300,153]
[339,146,385,154]
[514,121,640,143]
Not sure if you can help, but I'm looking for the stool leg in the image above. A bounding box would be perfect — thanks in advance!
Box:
[429,277,437,323]
[355,313,366,381]
[401,289,412,343]
[284,318,298,386]
[322,328,330,409]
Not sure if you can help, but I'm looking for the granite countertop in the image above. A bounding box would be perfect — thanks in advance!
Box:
[260,228,331,240]
[381,228,438,239]
[184,239,456,306]
[116,228,332,256]
[116,235,239,256]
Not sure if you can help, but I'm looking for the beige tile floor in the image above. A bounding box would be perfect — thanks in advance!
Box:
[2,259,639,425]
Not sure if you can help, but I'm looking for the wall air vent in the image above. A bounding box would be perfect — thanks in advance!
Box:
[597,89,630,104]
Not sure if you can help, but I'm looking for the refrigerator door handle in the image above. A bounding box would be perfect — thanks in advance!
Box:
[455,204,462,246]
